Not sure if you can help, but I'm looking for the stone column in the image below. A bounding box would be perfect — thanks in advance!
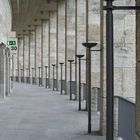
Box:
[136,0,140,139]
[43,20,49,86]
[28,31,31,83]
[24,34,29,83]
[41,20,44,86]
[17,37,20,82]
[56,0,59,91]
[50,10,57,89]
[36,25,42,85]
[30,30,35,85]
[34,25,37,85]
[75,0,78,100]
[23,34,25,83]
[48,13,51,88]
[91,87,99,112]
[5,48,10,96]
[0,44,6,98]
[67,0,76,96]
[18,36,23,83]
[85,0,89,111]
[65,0,68,94]
[100,0,106,135]
[58,0,66,91]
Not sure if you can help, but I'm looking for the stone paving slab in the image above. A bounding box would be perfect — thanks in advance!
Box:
[0,83,120,140]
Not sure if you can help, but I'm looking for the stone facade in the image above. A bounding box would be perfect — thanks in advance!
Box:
[136,0,140,139]
[0,0,15,97]
[100,0,136,135]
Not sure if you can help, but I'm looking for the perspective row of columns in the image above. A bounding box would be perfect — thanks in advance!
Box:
[15,0,105,137]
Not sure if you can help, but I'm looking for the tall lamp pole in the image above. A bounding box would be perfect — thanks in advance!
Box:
[82,42,97,133]
[76,55,85,111]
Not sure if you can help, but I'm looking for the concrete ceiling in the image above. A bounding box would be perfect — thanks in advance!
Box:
[9,0,57,37]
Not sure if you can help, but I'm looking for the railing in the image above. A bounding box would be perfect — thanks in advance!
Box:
[115,96,135,140]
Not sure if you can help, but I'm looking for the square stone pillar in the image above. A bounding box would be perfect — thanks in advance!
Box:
[91,87,100,112]
[5,48,10,96]
[0,44,6,98]
[136,0,140,139]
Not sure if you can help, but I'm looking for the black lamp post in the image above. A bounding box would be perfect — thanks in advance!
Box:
[52,64,56,91]
[59,63,64,95]
[68,60,74,100]
[44,66,48,88]
[76,55,85,111]
[82,42,97,134]
[38,67,41,86]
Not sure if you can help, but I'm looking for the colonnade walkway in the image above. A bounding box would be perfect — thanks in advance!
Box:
[0,83,106,140]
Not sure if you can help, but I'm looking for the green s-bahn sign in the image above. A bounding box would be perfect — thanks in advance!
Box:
[7,40,16,46]
[7,38,18,55]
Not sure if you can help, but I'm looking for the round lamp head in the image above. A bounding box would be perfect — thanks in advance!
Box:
[68,60,74,63]
[59,62,64,65]
[76,54,85,58]
[82,43,97,48]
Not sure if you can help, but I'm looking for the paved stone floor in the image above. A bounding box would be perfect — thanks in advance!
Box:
[0,83,108,140]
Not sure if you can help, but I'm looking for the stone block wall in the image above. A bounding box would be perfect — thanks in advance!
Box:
[136,0,140,139]
[0,0,15,97]
[100,0,136,135]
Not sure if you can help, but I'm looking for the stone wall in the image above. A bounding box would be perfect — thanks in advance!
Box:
[30,31,35,78]
[136,0,140,139]
[0,0,13,43]
[0,0,15,97]
[101,0,136,135]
